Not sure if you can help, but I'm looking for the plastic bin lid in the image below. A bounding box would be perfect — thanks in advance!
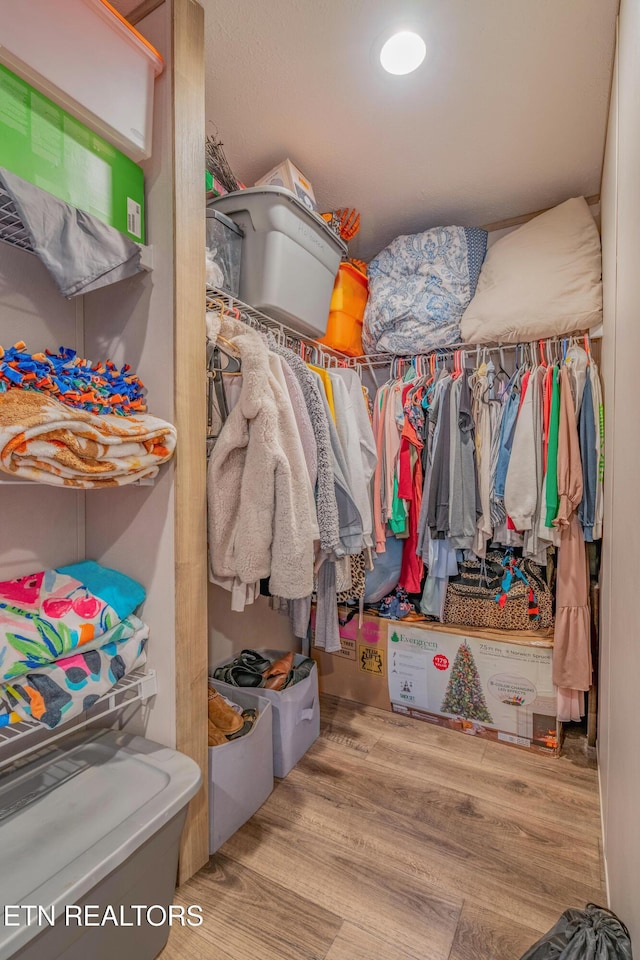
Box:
[211,186,348,256]
[95,0,164,75]
[0,729,201,960]
[206,207,245,236]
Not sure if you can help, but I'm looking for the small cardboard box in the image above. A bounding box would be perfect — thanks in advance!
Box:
[212,651,320,777]
[208,683,274,854]
[0,62,145,241]
[312,609,560,756]
[255,157,318,211]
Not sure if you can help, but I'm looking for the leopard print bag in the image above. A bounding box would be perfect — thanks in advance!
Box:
[443,552,553,631]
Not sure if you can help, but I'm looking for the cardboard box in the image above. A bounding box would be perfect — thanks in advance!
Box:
[212,651,320,777]
[0,63,145,241]
[208,683,274,855]
[255,157,318,211]
[312,609,560,756]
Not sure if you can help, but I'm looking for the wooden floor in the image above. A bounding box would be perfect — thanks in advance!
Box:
[161,695,605,960]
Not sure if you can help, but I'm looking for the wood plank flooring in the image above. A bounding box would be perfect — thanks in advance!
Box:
[161,695,605,960]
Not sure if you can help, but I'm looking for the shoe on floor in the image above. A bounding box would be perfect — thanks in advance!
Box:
[208,686,244,734]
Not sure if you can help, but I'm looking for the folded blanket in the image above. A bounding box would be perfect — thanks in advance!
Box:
[0,619,148,728]
[0,342,147,416]
[0,564,145,682]
[0,388,176,486]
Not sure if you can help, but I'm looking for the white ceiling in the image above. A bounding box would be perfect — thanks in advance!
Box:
[120,0,619,260]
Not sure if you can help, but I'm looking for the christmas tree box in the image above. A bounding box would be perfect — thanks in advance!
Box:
[311,608,559,757]
[310,607,393,712]
[388,624,559,756]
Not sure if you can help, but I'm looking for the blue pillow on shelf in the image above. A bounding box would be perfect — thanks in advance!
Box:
[362,225,487,356]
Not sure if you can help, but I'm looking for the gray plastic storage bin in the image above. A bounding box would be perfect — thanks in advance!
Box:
[0,730,201,960]
[208,683,274,854]
[206,207,243,296]
[212,651,320,778]
[209,186,347,338]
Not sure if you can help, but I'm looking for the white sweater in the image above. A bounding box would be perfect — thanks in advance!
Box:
[207,317,317,600]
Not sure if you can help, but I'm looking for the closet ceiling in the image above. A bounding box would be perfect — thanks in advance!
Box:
[121,0,618,260]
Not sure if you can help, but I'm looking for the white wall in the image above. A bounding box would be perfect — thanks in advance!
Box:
[84,4,177,748]
[0,244,84,576]
[208,584,297,667]
[599,5,640,941]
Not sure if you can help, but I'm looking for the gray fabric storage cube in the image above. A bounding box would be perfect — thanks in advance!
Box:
[212,652,320,777]
[208,683,274,854]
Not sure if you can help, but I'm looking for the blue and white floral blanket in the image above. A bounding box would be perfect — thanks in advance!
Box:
[362,226,488,356]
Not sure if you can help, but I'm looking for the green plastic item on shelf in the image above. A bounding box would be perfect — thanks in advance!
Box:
[0,62,145,242]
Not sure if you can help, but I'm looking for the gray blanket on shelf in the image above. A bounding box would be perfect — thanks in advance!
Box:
[0,168,142,297]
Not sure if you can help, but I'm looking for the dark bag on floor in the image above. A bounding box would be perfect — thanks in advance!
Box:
[519,904,633,959]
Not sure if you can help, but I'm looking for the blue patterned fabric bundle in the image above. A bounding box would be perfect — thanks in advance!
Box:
[362,226,488,356]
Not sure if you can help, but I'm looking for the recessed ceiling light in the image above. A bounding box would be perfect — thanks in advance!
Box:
[380,31,426,75]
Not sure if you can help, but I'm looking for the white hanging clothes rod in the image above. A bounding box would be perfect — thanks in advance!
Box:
[359,331,601,370]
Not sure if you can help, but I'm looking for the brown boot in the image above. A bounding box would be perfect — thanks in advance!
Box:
[262,651,295,690]
[208,687,243,735]
[208,718,227,747]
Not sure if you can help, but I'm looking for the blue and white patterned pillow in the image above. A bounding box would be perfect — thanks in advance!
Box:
[362,226,487,356]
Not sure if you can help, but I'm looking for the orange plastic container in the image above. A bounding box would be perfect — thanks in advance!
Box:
[320,263,369,356]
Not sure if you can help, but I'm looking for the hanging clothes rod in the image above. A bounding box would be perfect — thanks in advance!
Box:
[206,286,360,374]
[358,332,599,369]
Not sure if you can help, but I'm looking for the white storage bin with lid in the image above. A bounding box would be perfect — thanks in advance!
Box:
[210,187,347,338]
[208,682,273,854]
[0,0,164,162]
[0,729,201,960]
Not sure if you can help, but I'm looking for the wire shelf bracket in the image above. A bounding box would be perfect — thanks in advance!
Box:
[0,668,157,772]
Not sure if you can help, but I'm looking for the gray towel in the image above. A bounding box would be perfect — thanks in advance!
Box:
[0,168,142,297]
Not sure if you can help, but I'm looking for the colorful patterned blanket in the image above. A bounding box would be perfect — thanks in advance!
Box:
[0,562,145,682]
[0,618,148,728]
[0,342,147,416]
[0,388,176,486]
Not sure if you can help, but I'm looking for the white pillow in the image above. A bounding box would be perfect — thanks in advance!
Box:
[460,197,602,343]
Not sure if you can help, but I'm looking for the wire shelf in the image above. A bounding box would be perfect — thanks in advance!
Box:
[0,668,157,772]
[0,185,153,270]
[0,186,34,253]
[206,287,360,371]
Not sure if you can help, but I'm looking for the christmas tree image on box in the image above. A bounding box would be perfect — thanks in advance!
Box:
[441,642,493,723]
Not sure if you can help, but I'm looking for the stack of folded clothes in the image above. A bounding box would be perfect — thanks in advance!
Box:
[0,561,148,728]
[212,649,315,690]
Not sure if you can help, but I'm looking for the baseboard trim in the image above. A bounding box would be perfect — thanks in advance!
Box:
[597,751,611,907]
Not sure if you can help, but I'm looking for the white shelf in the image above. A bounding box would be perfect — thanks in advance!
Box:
[0,668,157,772]
[0,476,156,487]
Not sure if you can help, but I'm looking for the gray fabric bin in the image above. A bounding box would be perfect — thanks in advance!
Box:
[208,683,274,854]
[212,651,320,778]
[0,729,201,960]
[209,186,347,338]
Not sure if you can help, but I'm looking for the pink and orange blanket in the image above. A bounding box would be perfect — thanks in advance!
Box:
[0,388,176,487]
